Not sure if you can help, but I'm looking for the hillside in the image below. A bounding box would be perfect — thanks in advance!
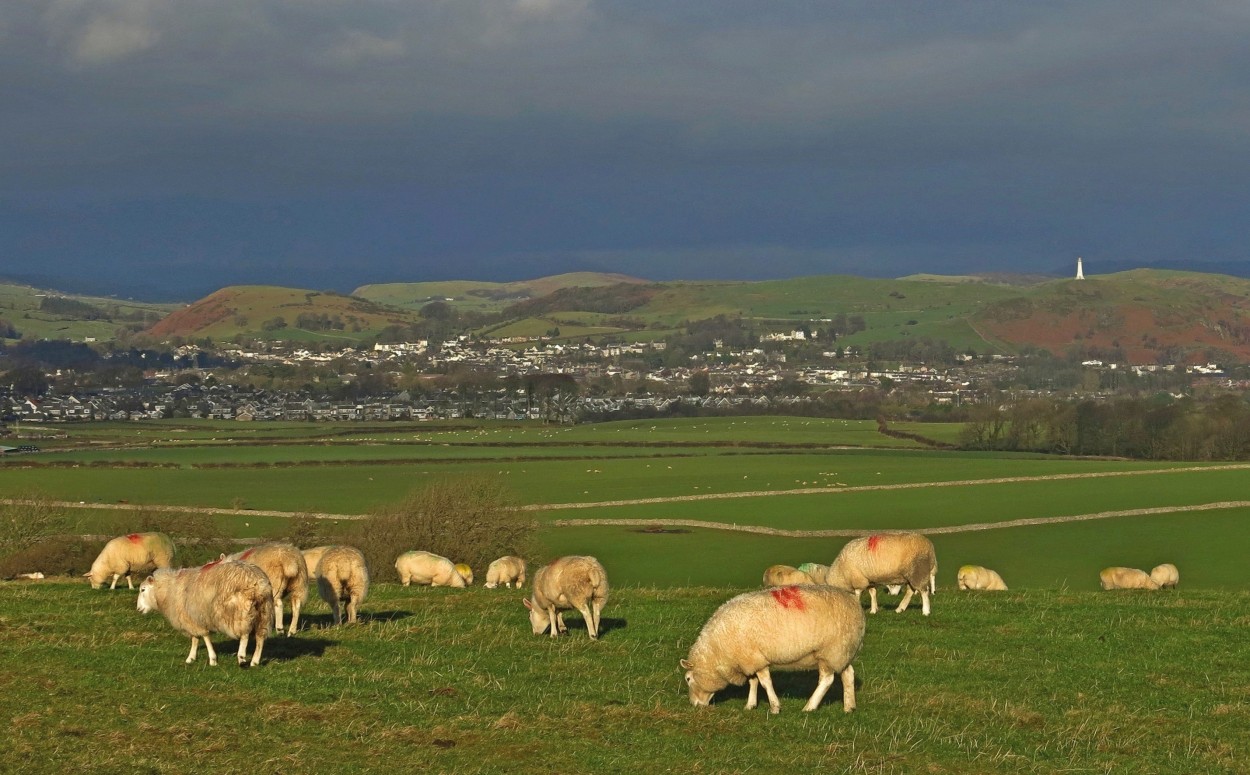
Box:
[353,272,649,314]
[145,286,421,343]
[0,282,174,343]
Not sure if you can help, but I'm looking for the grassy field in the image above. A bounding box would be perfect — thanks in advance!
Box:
[2,581,1246,774]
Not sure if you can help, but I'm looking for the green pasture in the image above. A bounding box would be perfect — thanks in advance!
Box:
[2,581,1246,773]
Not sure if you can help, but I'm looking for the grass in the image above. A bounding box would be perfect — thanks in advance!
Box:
[2,581,1246,773]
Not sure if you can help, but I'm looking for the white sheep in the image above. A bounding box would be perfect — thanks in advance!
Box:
[957,565,1009,591]
[136,560,274,667]
[301,545,330,578]
[681,585,865,714]
[1150,563,1179,589]
[315,545,370,625]
[484,556,527,588]
[394,550,466,588]
[796,562,829,583]
[825,533,938,615]
[1099,566,1160,590]
[85,532,176,590]
[762,564,814,587]
[225,542,309,636]
[454,563,474,586]
[524,555,608,640]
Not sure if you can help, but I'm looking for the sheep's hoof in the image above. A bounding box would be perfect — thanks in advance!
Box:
[768,706,781,715]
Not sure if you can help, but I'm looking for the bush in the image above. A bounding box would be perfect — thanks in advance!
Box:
[0,492,70,563]
[346,475,533,583]
[0,537,99,579]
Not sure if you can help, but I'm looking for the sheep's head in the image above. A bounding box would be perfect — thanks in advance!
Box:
[455,564,474,586]
[136,576,158,614]
[84,569,104,590]
[680,658,720,707]
[522,598,548,634]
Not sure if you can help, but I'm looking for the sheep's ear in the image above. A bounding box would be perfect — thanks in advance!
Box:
[680,659,693,670]
[143,575,155,584]
[218,553,227,561]
[522,598,533,610]
[81,572,91,578]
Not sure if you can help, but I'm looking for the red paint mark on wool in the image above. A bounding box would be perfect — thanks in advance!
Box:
[126,533,143,544]
[770,586,806,611]
[867,535,882,552]
[201,558,222,569]
[240,549,254,560]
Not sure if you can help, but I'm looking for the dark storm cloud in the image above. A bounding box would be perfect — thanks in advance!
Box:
[3,1,1249,295]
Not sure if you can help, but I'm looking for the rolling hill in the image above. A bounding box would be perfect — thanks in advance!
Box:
[0,282,175,343]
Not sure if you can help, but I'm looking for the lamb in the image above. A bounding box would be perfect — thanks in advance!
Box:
[301,546,331,578]
[136,560,274,667]
[762,564,814,587]
[957,565,1009,591]
[85,532,176,590]
[224,542,309,636]
[394,550,466,588]
[455,563,474,586]
[484,556,527,588]
[796,562,829,583]
[523,555,609,640]
[825,533,938,615]
[1150,563,1180,589]
[681,585,865,714]
[1099,566,1160,590]
[314,545,370,625]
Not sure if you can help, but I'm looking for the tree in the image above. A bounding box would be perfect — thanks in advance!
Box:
[688,370,711,397]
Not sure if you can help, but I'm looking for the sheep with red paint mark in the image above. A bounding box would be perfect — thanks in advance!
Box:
[681,585,865,714]
[85,532,176,590]
[523,556,608,639]
[825,532,937,615]
[136,560,274,667]
[394,550,467,588]
[224,542,309,636]
[314,546,370,625]
[484,556,527,588]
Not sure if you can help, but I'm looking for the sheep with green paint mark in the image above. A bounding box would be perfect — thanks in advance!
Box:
[681,585,864,714]
[796,563,829,583]
[762,564,814,587]
[85,532,176,590]
[957,565,1008,591]
[825,533,937,615]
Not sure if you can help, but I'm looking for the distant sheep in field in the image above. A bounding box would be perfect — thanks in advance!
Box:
[85,532,176,590]
[315,546,370,625]
[796,563,829,583]
[957,565,1008,591]
[136,560,274,667]
[1099,567,1160,590]
[681,585,865,714]
[485,556,527,588]
[225,542,309,636]
[762,564,814,587]
[1150,563,1179,589]
[826,533,937,615]
[394,551,465,588]
[524,556,608,640]
[455,563,474,586]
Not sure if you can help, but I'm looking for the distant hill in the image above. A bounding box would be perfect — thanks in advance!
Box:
[0,282,174,343]
[353,273,649,313]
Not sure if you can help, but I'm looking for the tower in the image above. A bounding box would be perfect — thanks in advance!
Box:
[1076,256,1085,280]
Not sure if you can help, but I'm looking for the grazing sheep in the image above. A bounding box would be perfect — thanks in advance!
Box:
[455,563,474,586]
[524,556,608,640]
[315,546,370,625]
[136,560,274,667]
[796,562,829,583]
[681,585,865,714]
[225,542,309,636]
[394,550,465,588]
[1099,566,1160,590]
[301,546,331,579]
[484,556,527,589]
[826,533,937,615]
[85,532,176,590]
[957,565,1009,591]
[1150,563,1180,589]
[763,564,814,587]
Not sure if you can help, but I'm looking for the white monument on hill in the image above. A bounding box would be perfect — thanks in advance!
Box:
[1075,256,1085,280]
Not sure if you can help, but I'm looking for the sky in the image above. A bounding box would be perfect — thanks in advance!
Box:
[3,1,1250,300]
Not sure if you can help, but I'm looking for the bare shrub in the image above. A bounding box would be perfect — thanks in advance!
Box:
[275,513,334,549]
[347,475,533,583]
[129,508,237,566]
[0,492,69,559]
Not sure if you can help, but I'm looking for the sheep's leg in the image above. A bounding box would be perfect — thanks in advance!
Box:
[250,633,265,667]
[125,574,134,590]
[577,604,596,639]
[840,664,856,712]
[745,677,760,710]
[186,637,199,664]
[867,587,878,614]
[109,573,120,590]
[287,598,301,636]
[920,589,931,616]
[330,599,342,626]
[202,636,219,667]
[592,599,603,637]
[556,611,568,634]
[756,668,782,714]
[547,608,560,638]
[930,572,936,594]
[274,596,284,633]
[346,595,358,624]
[895,586,915,613]
[237,633,250,666]
[803,666,838,712]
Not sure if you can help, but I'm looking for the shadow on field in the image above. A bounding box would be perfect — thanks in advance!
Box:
[297,610,413,628]
[259,636,337,663]
[709,672,862,709]
[558,615,626,638]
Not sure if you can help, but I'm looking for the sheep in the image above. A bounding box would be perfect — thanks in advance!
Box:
[1150,563,1180,589]
[455,563,474,586]
[1099,566,1160,590]
[796,562,829,583]
[681,585,865,714]
[224,542,309,636]
[136,560,274,667]
[825,533,937,616]
[315,545,370,625]
[301,546,331,579]
[484,556,527,589]
[85,532,176,590]
[957,565,1009,591]
[762,564,814,587]
[394,550,465,588]
[523,555,608,640]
